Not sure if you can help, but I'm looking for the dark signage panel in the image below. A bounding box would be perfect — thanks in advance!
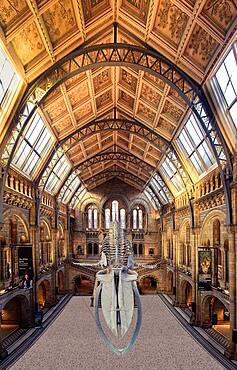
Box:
[18,246,33,278]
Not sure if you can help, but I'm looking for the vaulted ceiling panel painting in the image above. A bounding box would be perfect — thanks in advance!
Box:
[1,0,236,206]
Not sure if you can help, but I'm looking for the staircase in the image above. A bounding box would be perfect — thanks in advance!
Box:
[204,328,229,349]
[3,328,28,348]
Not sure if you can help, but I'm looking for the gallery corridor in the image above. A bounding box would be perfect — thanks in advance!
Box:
[9,295,227,370]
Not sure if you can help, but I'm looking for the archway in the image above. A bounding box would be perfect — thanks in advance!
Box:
[1,295,31,338]
[38,280,51,308]
[140,275,157,294]
[74,275,94,296]
[180,280,192,308]
[202,296,230,338]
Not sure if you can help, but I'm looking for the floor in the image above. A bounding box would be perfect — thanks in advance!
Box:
[11,295,225,370]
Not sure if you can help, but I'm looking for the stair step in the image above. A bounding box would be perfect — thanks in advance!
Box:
[3,328,28,348]
[204,328,229,348]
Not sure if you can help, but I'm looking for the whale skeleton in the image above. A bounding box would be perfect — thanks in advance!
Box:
[73,221,160,354]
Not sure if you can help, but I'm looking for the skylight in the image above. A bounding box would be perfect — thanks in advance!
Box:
[0,46,20,107]
[58,171,81,204]
[12,112,54,177]
[176,114,215,176]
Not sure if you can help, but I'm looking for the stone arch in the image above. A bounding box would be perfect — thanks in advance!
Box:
[128,197,150,214]
[1,209,30,245]
[79,196,101,213]
[180,279,193,307]
[73,274,94,296]
[201,294,230,327]
[2,294,31,328]
[37,279,51,308]
[101,193,130,211]
[200,210,226,246]
[139,274,158,294]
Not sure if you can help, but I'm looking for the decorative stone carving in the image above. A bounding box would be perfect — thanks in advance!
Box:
[68,82,89,107]
[93,70,111,93]
[11,22,44,65]
[121,69,137,93]
[162,100,183,122]
[119,90,135,109]
[0,0,27,28]
[122,0,150,24]
[156,117,174,136]
[137,102,156,123]
[202,0,237,32]
[184,24,219,70]
[140,83,161,107]
[154,0,189,46]
[42,0,76,45]
[96,90,112,110]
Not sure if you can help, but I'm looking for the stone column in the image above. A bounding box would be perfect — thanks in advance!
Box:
[0,222,8,359]
[225,226,237,359]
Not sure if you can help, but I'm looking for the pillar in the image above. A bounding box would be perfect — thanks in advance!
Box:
[225,226,237,359]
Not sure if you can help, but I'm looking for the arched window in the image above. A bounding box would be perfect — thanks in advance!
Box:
[87,206,98,230]
[186,225,190,245]
[88,208,93,229]
[120,209,126,229]
[93,209,98,229]
[105,208,110,229]
[133,209,137,229]
[112,200,119,221]
[138,209,143,229]
[132,206,144,230]
[213,219,220,246]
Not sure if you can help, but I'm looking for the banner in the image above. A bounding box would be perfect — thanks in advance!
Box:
[198,249,212,286]
[18,246,33,278]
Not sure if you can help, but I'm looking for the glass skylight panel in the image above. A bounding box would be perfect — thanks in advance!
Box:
[215,43,237,128]
[144,188,159,210]
[12,112,54,177]
[58,172,81,204]
[0,46,20,106]
[160,157,183,193]
[70,187,86,209]
[46,154,71,194]
[176,114,215,176]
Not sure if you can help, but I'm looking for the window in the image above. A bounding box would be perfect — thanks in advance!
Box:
[120,209,126,229]
[88,209,93,229]
[215,42,237,127]
[93,209,98,230]
[70,187,86,209]
[87,207,98,229]
[138,209,143,229]
[0,46,20,107]
[150,173,172,203]
[105,208,110,229]
[132,206,143,230]
[144,187,159,210]
[133,209,137,229]
[58,172,81,204]
[112,200,119,222]
[12,112,54,177]
[46,153,71,194]
[176,114,215,175]
[160,156,184,193]
[213,219,221,246]
[104,201,126,228]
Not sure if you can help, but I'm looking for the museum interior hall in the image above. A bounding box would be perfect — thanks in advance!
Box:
[0,0,237,368]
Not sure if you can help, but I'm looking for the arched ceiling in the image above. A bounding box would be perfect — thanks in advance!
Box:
[1,0,236,201]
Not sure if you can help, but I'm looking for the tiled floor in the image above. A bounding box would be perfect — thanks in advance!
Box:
[11,295,224,370]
